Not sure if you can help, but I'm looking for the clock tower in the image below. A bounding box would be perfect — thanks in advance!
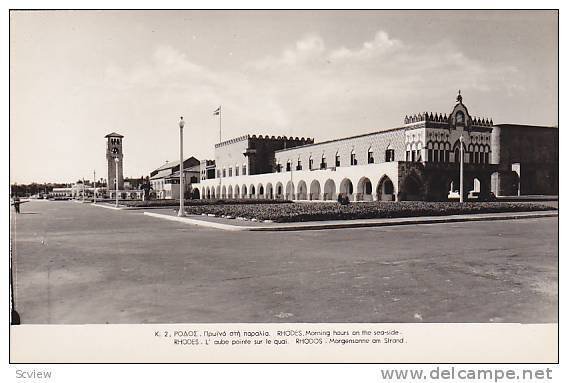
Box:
[105,132,124,190]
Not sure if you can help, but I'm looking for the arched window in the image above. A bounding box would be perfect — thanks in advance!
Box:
[335,152,341,167]
[309,156,313,170]
[320,154,327,169]
[385,149,395,162]
[456,111,465,125]
[350,150,357,165]
[367,148,374,164]
[286,160,291,172]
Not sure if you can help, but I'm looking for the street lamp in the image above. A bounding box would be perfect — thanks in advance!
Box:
[178,116,186,217]
[115,157,120,208]
[459,134,464,203]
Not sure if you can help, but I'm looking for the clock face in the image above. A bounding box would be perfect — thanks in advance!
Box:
[111,147,119,155]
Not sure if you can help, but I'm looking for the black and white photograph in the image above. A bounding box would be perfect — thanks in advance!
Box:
[7,7,559,368]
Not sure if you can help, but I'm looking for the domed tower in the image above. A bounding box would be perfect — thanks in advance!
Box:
[105,132,124,190]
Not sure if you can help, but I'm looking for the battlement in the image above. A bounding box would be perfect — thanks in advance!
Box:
[404,112,493,127]
[215,134,314,148]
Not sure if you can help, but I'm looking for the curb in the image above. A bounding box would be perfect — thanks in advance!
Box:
[143,212,246,231]
[89,203,125,211]
[143,211,558,232]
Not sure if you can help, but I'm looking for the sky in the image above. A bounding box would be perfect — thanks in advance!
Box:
[9,10,558,184]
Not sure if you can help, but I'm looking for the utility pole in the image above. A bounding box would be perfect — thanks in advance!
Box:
[93,170,97,204]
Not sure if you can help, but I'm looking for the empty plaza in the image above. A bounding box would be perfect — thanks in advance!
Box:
[10,200,558,324]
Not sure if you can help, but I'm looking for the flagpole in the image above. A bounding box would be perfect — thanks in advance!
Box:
[219,105,222,143]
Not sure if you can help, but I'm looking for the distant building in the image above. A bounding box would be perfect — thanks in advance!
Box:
[197,93,558,201]
[149,157,200,199]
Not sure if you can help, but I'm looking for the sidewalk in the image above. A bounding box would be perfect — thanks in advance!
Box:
[143,209,558,232]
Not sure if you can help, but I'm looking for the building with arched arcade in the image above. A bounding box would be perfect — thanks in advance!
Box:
[195,93,558,202]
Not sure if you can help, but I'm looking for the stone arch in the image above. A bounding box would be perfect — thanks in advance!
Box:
[376,175,395,201]
[323,179,337,201]
[425,173,451,201]
[215,185,221,198]
[249,184,256,198]
[191,188,200,199]
[234,184,240,199]
[296,180,308,200]
[309,179,321,200]
[339,178,354,201]
[242,184,247,198]
[399,173,424,201]
[285,181,295,200]
[265,183,274,199]
[227,185,233,199]
[275,182,284,199]
[356,177,373,201]
[206,187,211,199]
[257,183,264,198]
[221,185,227,198]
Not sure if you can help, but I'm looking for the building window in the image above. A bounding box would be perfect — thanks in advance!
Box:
[309,157,313,170]
[385,149,395,162]
[335,154,341,167]
[217,169,221,178]
[286,161,291,172]
[297,159,302,171]
[235,166,239,176]
[456,111,464,124]
[222,168,226,177]
[242,165,247,175]
[350,151,357,165]
[276,163,281,173]
[320,155,327,169]
[433,150,438,162]
[229,167,232,177]
[368,149,374,164]
[411,151,416,162]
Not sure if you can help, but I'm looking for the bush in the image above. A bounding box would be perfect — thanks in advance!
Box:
[183,201,556,223]
[121,198,293,208]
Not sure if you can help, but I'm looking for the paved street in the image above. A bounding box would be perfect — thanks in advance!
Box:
[11,200,558,324]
